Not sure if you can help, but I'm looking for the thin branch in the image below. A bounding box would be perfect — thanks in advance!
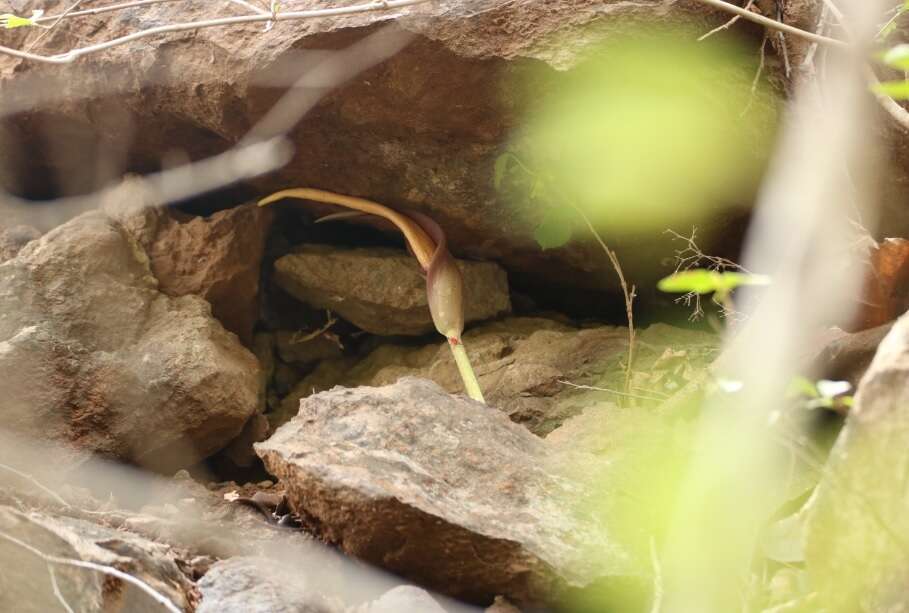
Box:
[25,0,87,51]
[649,537,664,613]
[0,463,70,508]
[558,380,667,403]
[698,0,754,41]
[0,530,183,613]
[48,564,76,613]
[568,203,637,396]
[31,0,183,24]
[0,0,429,64]
[690,0,847,48]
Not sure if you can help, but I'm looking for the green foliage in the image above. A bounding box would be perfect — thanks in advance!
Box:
[533,208,574,250]
[787,376,854,411]
[657,269,770,296]
[0,13,37,29]
[495,151,574,250]
[880,43,909,70]
[873,79,909,99]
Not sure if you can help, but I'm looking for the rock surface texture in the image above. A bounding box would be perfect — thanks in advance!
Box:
[0,505,192,613]
[805,312,909,612]
[274,245,511,336]
[107,191,274,347]
[274,318,718,434]
[0,0,750,292]
[198,556,339,613]
[0,211,260,470]
[256,378,632,606]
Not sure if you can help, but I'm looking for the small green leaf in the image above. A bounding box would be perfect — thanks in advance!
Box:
[882,44,909,70]
[873,80,909,99]
[657,269,719,294]
[1,13,36,28]
[533,208,573,250]
[658,269,770,295]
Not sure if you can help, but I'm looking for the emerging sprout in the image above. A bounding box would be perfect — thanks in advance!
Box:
[258,188,486,403]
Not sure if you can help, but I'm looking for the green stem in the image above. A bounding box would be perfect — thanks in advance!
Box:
[449,339,485,404]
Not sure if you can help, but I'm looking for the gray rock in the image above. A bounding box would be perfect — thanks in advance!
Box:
[805,312,909,612]
[256,378,631,605]
[273,245,510,336]
[0,505,192,613]
[197,557,340,613]
[0,211,260,471]
[365,585,446,613]
[274,318,718,434]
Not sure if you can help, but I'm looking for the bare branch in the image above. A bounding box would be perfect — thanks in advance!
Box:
[0,529,183,613]
[690,0,847,48]
[0,0,429,64]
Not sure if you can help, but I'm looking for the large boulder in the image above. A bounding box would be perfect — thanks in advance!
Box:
[0,210,260,471]
[256,378,633,606]
[273,244,510,336]
[805,311,909,611]
[0,0,754,292]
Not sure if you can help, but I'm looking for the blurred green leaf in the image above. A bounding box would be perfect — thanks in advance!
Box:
[512,27,777,234]
[788,375,820,399]
[881,44,909,70]
[533,208,573,250]
[657,269,770,295]
[873,80,909,99]
[0,13,36,28]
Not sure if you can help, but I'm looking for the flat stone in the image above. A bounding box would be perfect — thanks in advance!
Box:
[256,378,632,606]
[273,245,510,336]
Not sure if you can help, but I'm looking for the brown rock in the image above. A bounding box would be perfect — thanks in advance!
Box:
[120,201,273,346]
[0,0,750,292]
[275,329,343,367]
[0,211,260,471]
[273,245,510,336]
[0,224,40,262]
[256,378,633,606]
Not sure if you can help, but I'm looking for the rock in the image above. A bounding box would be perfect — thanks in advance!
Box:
[364,585,446,613]
[273,245,511,336]
[852,238,909,332]
[0,224,40,262]
[805,312,909,611]
[197,557,340,613]
[486,595,523,613]
[273,318,718,434]
[117,200,274,347]
[0,0,752,293]
[256,378,632,605]
[0,505,192,613]
[806,323,894,389]
[0,211,260,471]
[275,329,343,367]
